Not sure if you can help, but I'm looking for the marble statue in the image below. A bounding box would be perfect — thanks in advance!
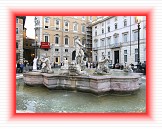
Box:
[123,64,133,73]
[61,58,68,70]
[68,37,87,76]
[75,37,84,65]
[32,57,38,71]
[40,54,53,73]
[59,58,69,75]
[95,55,110,74]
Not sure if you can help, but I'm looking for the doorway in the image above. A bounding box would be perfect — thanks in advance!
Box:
[114,50,119,64]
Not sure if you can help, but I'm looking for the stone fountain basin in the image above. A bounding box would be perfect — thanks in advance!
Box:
[23,72,141,95]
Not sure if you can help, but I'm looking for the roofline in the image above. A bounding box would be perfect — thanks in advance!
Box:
[91,16,114,26]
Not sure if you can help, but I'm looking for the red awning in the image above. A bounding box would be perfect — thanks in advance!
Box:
[40,42,50,49]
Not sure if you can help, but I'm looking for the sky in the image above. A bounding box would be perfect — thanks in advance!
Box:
[24,16,35,39]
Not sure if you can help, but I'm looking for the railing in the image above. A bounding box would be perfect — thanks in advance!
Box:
[109,43,121,48]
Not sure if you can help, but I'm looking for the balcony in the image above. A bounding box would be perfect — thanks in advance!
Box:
[109,43,121,48]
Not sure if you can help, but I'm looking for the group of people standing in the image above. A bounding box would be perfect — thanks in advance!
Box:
[16,60,29,73]
[86,62,98,69]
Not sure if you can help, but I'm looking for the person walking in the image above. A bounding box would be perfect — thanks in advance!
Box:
[20,62,24,73]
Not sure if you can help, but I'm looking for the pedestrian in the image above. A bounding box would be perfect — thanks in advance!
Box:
[20,62,24,73]
[88,62,90,68]
[17,61,20,73]
[54,62,55,68]
[86,61,88,68]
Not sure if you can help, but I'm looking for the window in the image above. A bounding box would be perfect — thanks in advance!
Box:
[102,28,104,34]
[115,23,117,29]
[82,25,85,33]
[73,23,78,32]
[55,48,59,52]
[108,26,110,32]
[16,28,18,34]
[65,21,68,27]
[95,30,97,36]
[135,49,138,62]
[16,18,18,23]
[64,21,69,32]
[123,33,128,42]
[44,35,49,42]
[56,20,59,25]
[44,17,49,23]
[95,26,97,36]
[124,50,127,62]
[114,35,119,45]
[124,20,127,27]
[94,39,98,48]
[44,17,49,28]
[133,31,138,41]
[100,39,105,47]
[108,52,110,59]
[65,49,68,52]
[55,19,60,30]
[45,26,48,28]
[55,36,59,44]
[102,22,104,26]
[65,37,69,45]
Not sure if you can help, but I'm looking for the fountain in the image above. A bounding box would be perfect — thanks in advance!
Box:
[23,37,142,95]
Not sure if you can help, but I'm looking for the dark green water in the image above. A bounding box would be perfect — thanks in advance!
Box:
[16,76,146,113]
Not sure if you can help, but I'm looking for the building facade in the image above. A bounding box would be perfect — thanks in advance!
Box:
[34,16,96,65]
[23,35,35,64]
[16,16,26,62]
[92,16,146,66]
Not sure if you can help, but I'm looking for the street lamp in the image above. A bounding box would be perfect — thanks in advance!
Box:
[35,35,38,57]
[135,16,142,72]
